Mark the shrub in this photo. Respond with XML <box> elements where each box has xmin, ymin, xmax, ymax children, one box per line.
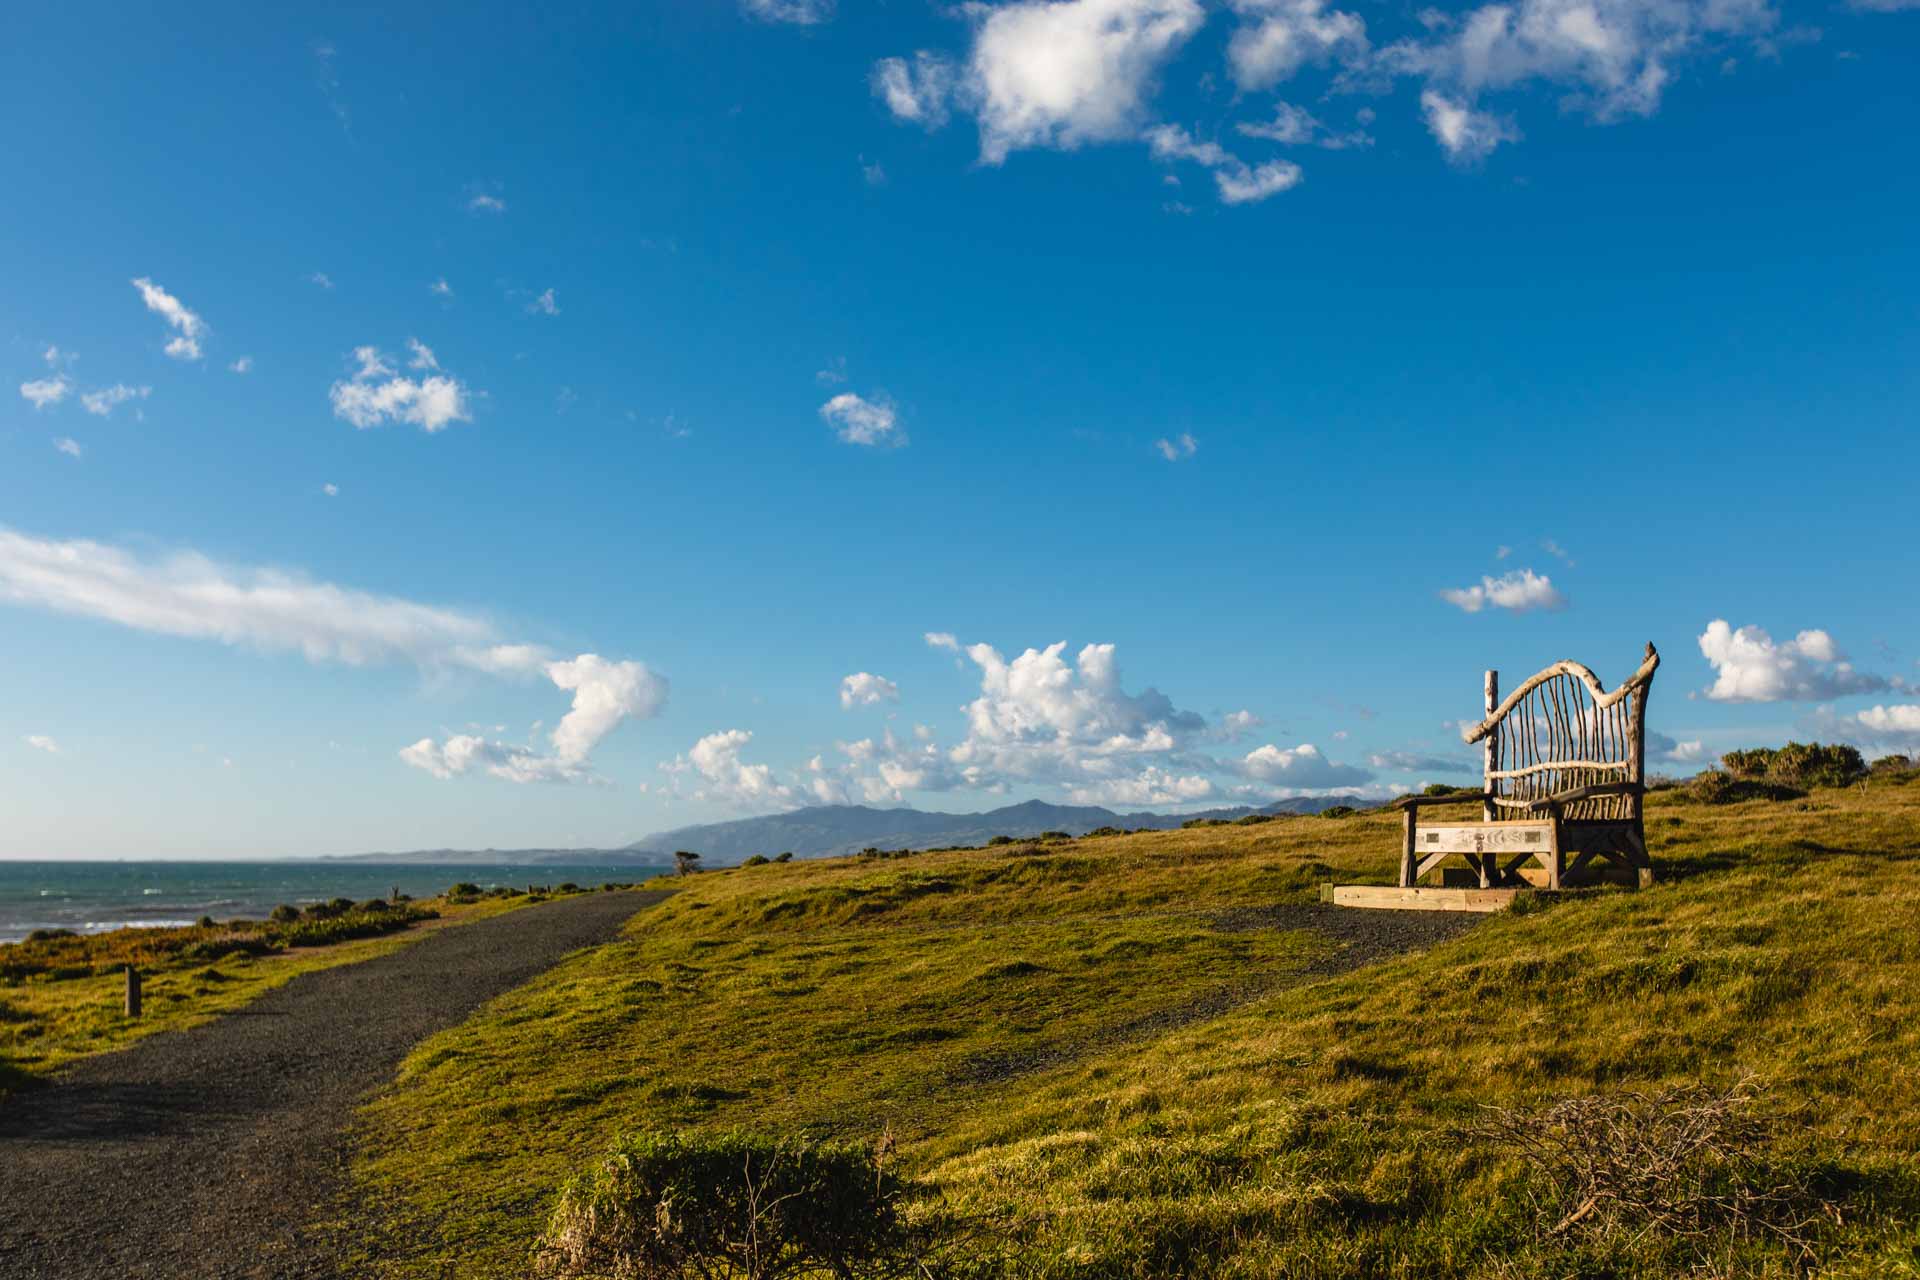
<box><xmin>269</xmin><ymin>904</ymin><xmax>301</xmax><ymax>923</ymax></box>
<box><xmin>1319</xmin><ymin>805</ymin><xmax>1357</xmax><ymax>819</ymax></box>
<box><xmin>1871</xmin><ymin>754</ymin><xmax>1913</xmax><ymax>774</ymax></box>
<box><xmin>1721</xmin><ymin>742</ymin><xmax>1866</xmax><ymax>789</ymax></box>
<box><xmin>24</xmin><ymin>928</ymin><xmax>78</xmax><ymax>942</ymax></box>
<box><xmin>773</xmin><ymin>852</ymin><xmax>794</xmax><ymax>863</ymax></box>
<box><xmin>742</xmin><ymin>855</ymin><xmax>770</xmax><ymax>868</ymax></box>
<box><xmin>674</xmin><ymin>851</ymin><xmax>702</xmax><ymax>877</ymax></box>
<box><xmin>196</xmin><ymin>915</ymin><xmax>217</xmax><ymax>929</ymax></box>
<box><xmin>557</xmin><ymin>883</ymin><xmax>581</xmax><ymax>894</ymax></box>
<box><xmin>1084</xmin><ymin>826</ymin><xmax>1123</xmax><ymax>838</ymax></box>
<box><xmin>447</xmin><ymin>882</ymin><xmax>482</xmax><ymax>900</ymax></box>
<box><xmin>1476</xmin><ymin>1078</ymin><xmax>1839</xmax><ymax>1263</ymax></box>
<box><xmin>536</xmin><ymin>1129</ymin><xmax>925</xmax><ymax>1280</ymax></box>
<box><xmin>1235</xmin><ymin>814</ymin><xmax>1274</xmax><ymax>826</ymax></box>
<box><xmin>1181</xmin><ymin>818</ymin><xmax>1227</xmax><ymax>829</ymax></box>
<box><xmin>1422</xmin><ymin>783</ymin><xmax>1470</xmax><ymax>797</ymax></box>
<box><xmin>1037</xmin><ymin>830</ymin><xmax>1071</xmax><ymax>841</ymax></box>
<box><xmin>986</xmin><ymin>835</ymin><xmax>1016</xmax><ymax>846</ymax></box>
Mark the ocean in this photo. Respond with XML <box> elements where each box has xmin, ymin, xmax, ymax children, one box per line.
<box><xmin>0</xmin><ymin>861</ymin><xmax>671</xmax><ymax>944</ymax></box>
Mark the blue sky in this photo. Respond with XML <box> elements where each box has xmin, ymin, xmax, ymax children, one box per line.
<box><xmin>3</xmin><ymin>0</ymin><xmax>1916</xmax><ymax>857</ymax></box>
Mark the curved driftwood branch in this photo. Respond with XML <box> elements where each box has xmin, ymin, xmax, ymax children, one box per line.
<box><xmin>1461</xmin><ymin>643</ymin><xmax>1659</xmax><ymax>745</ymax></box>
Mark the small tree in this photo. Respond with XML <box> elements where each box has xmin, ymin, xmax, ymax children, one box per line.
<box><xmin>674</xmin><ymin>850</ymin><xmax>702</xmax><ymax>877</ymax></box>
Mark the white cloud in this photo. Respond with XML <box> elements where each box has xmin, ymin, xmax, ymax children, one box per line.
<box><xmin>1240</xmin><ymin>742</ymin><xmax>1373</xmax><ymax>788</ymax></box>
<box><xmin>1440</xmin><ymin>567</ymin><xmax>1566</xmax><ymax>613</ymax></box>
<box><xmin>430</xmin><ymin>277</ymin><xmax>454</xmax><ymax>297</ymax></box>
<box><xmin>1420</xmin><ymin>90</ymin><xmax>1520</xmax><ymax>162</ymax></box>
<box><xmin>329</xmin><ymin>344</ymin><xmax>474</xmax><ymax>433</ymax></box>
<box><xmin>1236</xmin><ymin>101</ymin><xmax>1373</xmax><ymax>148</ymax></box>
<box><xmin>744</xmin><ymin>0</ymin><xmax>834</xmax><ymax>23</ymax></box>
<box><xmin>871</xmin><ymin>52</ymin><xmax>957</xmax><ymax>126</ymax></box>
<box><xmin>322</xmin><ymin>483</ymin><xmax>340</xmax><ymax>497</ymax></box>
<box><xmin>131</xmin><ymin>277</ymin><xmax>208</xmax><ymax>361</ymax></box>
<box><xmin>406</xmin><ymin>338</ymin><xmax>439</xmax><ymax>370</ymax></box>
<box><xmin>80</xmin><ymin>384</ymin><xmax>151</xmax><ymax>416</ymax></box>
<box><xmin>53</xmin><ymin>437</ymin><xmax>83</xmax><ymax>458</ymax></box>
<box><xmin>25</xmin><ymin>734</ymin><xmax>60</xmax><ymax>754</ymax></box>
<box><xmin>0</xmin><ymin>527</ymin><xmax>501</xmax><ymax>666</ymax></box>
<box><xmin>1697</xmin><ymin>620</ymin><xmax>1889</xmax><ymax>702</ymax></box>
<box><xmin>1226</xmin><ymin>0</ymin><xmax>1368</xmax><ymax>90</ymax></box>
<box><xmin>400</xmin><ymin>734</ymin><xmax>592</xmax><ymax>785</ymax></box>
<box><xmin>862</xmin><ymin>157</ymin><xmax>887</xmax><ymax>186</ymax></box>
<box><xmin>1068</xmin><ymin>766</ymin><xmax>1215</xmax><ymax>806</ymax></box>
<box><xmin>528</xmin><ymin>288</ymin><xmax>560</xmax><ymax>316</ymax></box>
<box><xmin>229</xmin><ymin>356</ymin><xmax>253</xmax><ymax>374</ymax></box>
<box><xmin>1145</xmin><ymin>125</ymin><xmax>1301</xmax><ymax>204</ymax></box>
<box><xmin>1155</xmin><ymin>431</ymin><xmax>1199</xmax><ymax>460</ymax></box>
<box><xmin>966</xmin><ymin>0</ymin><xmax>1206</xmax><ymax>163</ymax></box>
<box><xmin>1647</xmin><ymin>732</ymin><xmax>1710</xmax><ymax>764</ymax></box>
<box><xmin>20</xmin><ymin>376</ymin><xmax>71</xmax><ymax>410</ymax></box>
<box><xmin>661</xmin><ymin>729</ymin><xmax>797</xmax><ymax>810</ymax></box>
<box><xmin>816</xmin><ymin>357</ymin><xmax>849</xmax><ymax>385</ymax></box>
<box><xmin>1218</xmin><ymin>709</ymin><xmax>1264</xmax><ymax>738</ymax></box>
<box><xmin>820</xmin><ymin>392</ymin><xmax>903</xmax><ymax>446</ymax></box>
<box><xmin>926</xmin><ymin>631</ymin><xmax>961</xmax><ymax>652</ymax></box>
<box><xmin>309</xmin><ymin>272</ymin><xmax>335</xmax><ymax>290</ymax></box>
<box><xmin>1840</xmin><ymin>705</ymin><xmax>1920</xmax><ymax>753</ymax></box>
<box><xmin>467</xmin><ymin>193</ymin><xmax>506</xmax><ymax>213</ymax></box>
<box><xmin>840</xmin><ymin>671</ymin><xmax>901</xmax><ymax>709</ymax></box>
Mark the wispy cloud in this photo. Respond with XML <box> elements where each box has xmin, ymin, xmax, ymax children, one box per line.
<box><xmin>329</xmin><ymin>343</ymin><xmax>474</xmax><ymax>434</ymax></box>
<box><xmin>229</xmin><ymin>356</ymin><xmax>253</xmax><ymax>374</ymax></box>
<box><xmin>1155</xmin><ymin>431</ymin><xmax>1199</xmax><ymax>461</ymax></box>
<box><xmin>131</xmin><ymin>277</ymin><xmax>208</xmax><ymax>361</ymax></box>
<box><xmin>430</xmin><ymin>277</ymin><xmax>454</xmax><ymax>298</ymax></box>
<box><xmin>528</xmin><ymin>288</ymin><xmax>560</xmax><ymax>316</ymax></box>
<box><xmin>308</xmin><ymin>271</ymin><xmax>335</xmax><ymax>290</ymax></box>
<box><xmin>20</xmin><ymin>375</ymin><xmax>71</xmax><ymax>410</ymax></box>
<box><xmin>53</xmin><ymin>437</ymin><xmax>83</xmax><ymax>459</ymax></box>
<box><xmin>24</xmin><ymin>734</ymin><xmax>61</xmax><ymax>755</ymax></box>
<box><xmin>743</xmin><ymin>0</ymin><xmax>835</xmax><ymax>23</ymax></box>
<box><xmin>80</xmin><ymin>384</ymin><xmax>150</xmax><ymax>417</ymax></box>
<box><xmin>820</xmin><ymin>392</ymin><xmax>903</xmax><ymax>446</ymax></box>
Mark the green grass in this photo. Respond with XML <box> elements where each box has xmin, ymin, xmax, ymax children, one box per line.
<box><xmin>350</xmin><ymin>780</ymin><xmax>1920</xmax><ymax>1276</ymax></box>
<box><xmin>0</xmin><ymin>889</ymin><xmax>562</xmax><ymax>1099</ymax></box>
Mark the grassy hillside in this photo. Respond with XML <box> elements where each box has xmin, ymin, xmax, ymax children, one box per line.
<box><xmin>346</xmin><ymin>779</ymin><xmax>1920</xmax><ymax>1278</ymax></box>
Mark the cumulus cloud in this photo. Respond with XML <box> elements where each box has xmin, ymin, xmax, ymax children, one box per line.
<box><xmin>1217</xmin><ymin>709</ymin><xmax>1264</xmax><ymax>738</ymax></box>
<box><xmin>871</xmin><ymin>52</ymin><xmax>956</xmax><ymax>125</ymax></box>
<box><xmin>1835</xmin><ymin>704</ymin><xmax>1920</xmax><ymax>752</ymax></box>
<box><xmin>322</xmin><ymin>483</ymin><xmax>340</xmax><ymax>497</ymax></box>
<box><xmin>1240</xmin><ymin>742</ymin><xmax>1373</xmax><ymax>788</ymax></box>
<box><xmin>1144</xmin><ymin>125</ymin><xmax>1302</xmax><ymax>203</ymax></box>
<box><xmin>80</xmin><ymin>384</ymin><xmax>151</xmax><ymax>417</ymax></box>
<box><xmin>53</xmin><ymin>437</ymin><xmax>83</xmax><ymax>458</ymax></box>
<box><xmin>25</xmin><ymin>734</ymin><xmax>60</xmax><ymax>754</ymax></box>
<box><xmin>329</xmin><ymin>344</ymin><xmax>474</xmax><ymax>433</ymax></box>
<box><xmin>1646</xmin><ymin>730</ymin><xmax>1711</xmax><ymax>765</ymax></box>
<box><xmin>1068</xmin><ymin>766</ymin><xmax>1215</xmax><ymax>806</ymax></box>
<box><xmin>926</xmin><ymin>631</ymin><xmax>961</xmax><ymax>652</ymax></box>
<box><xmin>959</xmin><ymin>0</ymin><xmax>1206</xmax><ymax>163</ymax></box>
<box><xmin>1155</xmin><ymin>430</ymin><xmax>1199</xmax><ymax>460</ymax></box>
<box><xmin>744</xmin><ymin>0</ymin><xmax>834</xmax><ymax>22</ymax></box>
<box><xmin>1420</xmin><ymin>90</ymin><xmax>1520</xmax><ymax>162</ymax></box>
<box><xmin>840</xmin><ymin>671</ymin><xmax>901</xmax><ymax>709</ymax></box>
<box><xmin>1440</xmin><ymin>568</ymin><xmax>1566</xmax><ymax>613</ymax></box>
<box><xmin>20</xmin><ymin>375</ymin><xmax>71</xmax><ymax>409</ymax></box>
<box><xmin>1698</xmin><ymin>620</ymin><xmax>1889</xmax><ymax>702</ymax></box>
<box><xmin>1226</xmin><ymin>0</ymin><xmax>1368</xmax><ymax>89</ymax></box>
<box><xmin>661</xmin><ymin>730</ymin><xmax>798</xmax><ymax>810</ymax></box>
<box><xmin>131</xmin><ymin>277</ymin><xmax>208</xmax><ymax>361</ymax></box>
<box><xmin>820</xmin><ymin>392</ymin><xmax>903</xmax><ymax>446</ymax></box>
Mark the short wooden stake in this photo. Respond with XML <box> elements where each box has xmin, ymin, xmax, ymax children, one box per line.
<box><xmin>124</xmin><ymin>965</ymin><xmax>142</xmax><ymax>1019</ymax></box>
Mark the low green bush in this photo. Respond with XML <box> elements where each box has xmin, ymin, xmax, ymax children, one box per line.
<box><xmin>741</xmin><ymin>855</ymin><xmax>771</xmax><ymax>867</ymax></box>
<box><xmin>1181</xmin><ymin>818</ymin><xmax>1227</xmax><ymax>829</ymax></box>
<box><xmin>1234</xmin><ymin>814</ymin><xmax>1274</xmax><ymax>825</ymax></box>
<box><xmin>1319</xmin><ymin>805</ymin><xmax>1357</xmax><ymax>819</ymax></box>
<box><xmin>24</xmin><ymin>928</ymin><xmax>77</xmax><ymax>943</ymax></box>
<box><xmin>774</xmin><ymin>852</ymin><xmax>795</xmax><ymax>863</ymax></box>
<box><xmin>986</xmin><ymin>835</ymin><xmax>1016</xmax><ymax>846</ymax></box>
<box><xmin>269</xmin><ymin>904</ymin><xmax>301</xmax><ymax>923</ymax></box>
<box><xmin>1038</xmin><ymin>830</ymin><xmax>1071</xmax><ymax>841</ymax></box>
<box><xmin>447</xmin><ymin>882</ymin><xmax>482</xmax><ymax>900</ymax></box>
<box><xmin>537</xmin><ymin>1129</ymin><xmax>927</xmax><ymax>1279</ymax></box>
<box><xmin>1084</xmin><ymin>826</ymin><xmax>1123</xmax><ymax>838</ymax></box>
<box><xmin>1689</xmin><ymin>772</ymin><xmax>1805</xmax><ymax>806</ymax></box>
<box><xmin>1721</xmin><ymin>742</ymin><xmax>1866</xmax><ymax>789</ymax></box>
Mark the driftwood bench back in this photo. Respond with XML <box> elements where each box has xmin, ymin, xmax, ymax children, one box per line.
<box><xmin>1462</xmin><ymin>643</ymin><xmax>1662</xmax><ymax>824</ymax></box>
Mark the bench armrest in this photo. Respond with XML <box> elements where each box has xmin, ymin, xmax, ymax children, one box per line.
<box><xmin>1394</xmin><ymin>791</ymin><xmax>1492</xmax><ymax>811</ymax></box>
<box><xmin>1543</xmin><ymin>780</ymin><xmax>1645</xmax><ymax>808</ymax></box>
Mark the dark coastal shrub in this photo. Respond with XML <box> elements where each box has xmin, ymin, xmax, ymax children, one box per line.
<box><xmin>24</xmin><ymin>928</ymin><xmax>77</xmax><ymax>943</ymax></box>
<box><xmin>742</xmin><ymin>855</ymin><xmax>771</xmax><ymax>867</ymax></box>
<box><xmin>272</xmin><ymin>905</ymin><xmax>436</xmax><ymax>949</ymax></box>
<box><xmin>195</xmin><ymin>915</ymin><xmax>217</xmax><ymax>928</ymax></box>
<box><xmin>1319</xmin><ymin>805</ymin><xmax>1358</xmax><ymax>819</ymax></box>
<box><xmin>537</xmin><ymin>1129</ymin><xmax>923</xmax><ymax>1280</ymax></box>
<box><xmin>1871</xmin><ymin>754</ymin><xmax>1913</xmax><ymax>774</ymax></box>
<box><xmin>987</xmin><ymin>835</ymin><xmax>1016</xmax><ymax>846</ymax></box>
<box><xmin>269</xmin><ymin>904</ymin><xmax>301</xmax><ymax>923</ymax></box>
<box><xmin>1722</xmin><ymin>742</ymin><xmax>1866</xmax><ymax>789</ymax></box>
<box><xmin>774</xmin><ymin>852</ymin><xmax>794</xmax><ymax>863</ymax></box>
<box><xmin>1038</xmin><ymin>830</ymin><xmax>1071</xmax><ymax>841</ymax></box>
<box><xmin>1423</xmin><ymin>783</ymin><xmax>1472</xmax><ymax>797</ymax></box>
<box><xmin>1085</xmin><ymin>826</ymin><xmax>1123</xmax><ymax>838</ymax></box>
<box><xmin>354</xmin><ymin>899</ymin><xmax>392</xmax><ymax>913</ymax></box>
<box><xmin>673</xmin><ymin>851</ymin><xmax>702</xmax><ymax>877</ymax></box>
<box><xmin>557</xmin><ymin>883</ymin><xmax>581</xmax><ymax>894</ymax></box>
<box><xmin>1235</xmin><ymin>814</ymin><xmax>1274</xmax><ymax>825</ymax></box>
<box><xmin>1181</xmin><ymin>818</ymin><xmax>1227</xmax><ymax>829</ymax></box>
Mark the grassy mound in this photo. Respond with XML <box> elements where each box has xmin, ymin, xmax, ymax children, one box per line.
<box><xmin>349</xmin><ymin>773</ymin><xmax>1920</xmax><ymax>1277</ymax></box>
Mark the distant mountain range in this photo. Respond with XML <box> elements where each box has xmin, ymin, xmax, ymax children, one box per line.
<box><xmin>621</xmin><ymin>796</ymin><xmax>1360</xmax><ymax>863</ymax></box>
<box><xmin>318</xmin><ymin>796</ymin><xmax>1363</xmax><ymax>867</ymax></box>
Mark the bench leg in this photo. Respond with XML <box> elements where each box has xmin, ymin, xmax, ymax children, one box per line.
<box><xmin>1400</xmin><ymin>809</ymin><xmax>1417</xmax><ymax>887</ymax></box>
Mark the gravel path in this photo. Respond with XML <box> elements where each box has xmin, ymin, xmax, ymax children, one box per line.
<box><xmin>0</xmin><ymin>889</ymin><xmax>668</xmax><ymax>1280</ymax></box>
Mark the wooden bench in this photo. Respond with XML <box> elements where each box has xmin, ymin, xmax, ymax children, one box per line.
<box><xmin>1396</xmin><ymin>643</ymin><xmax>1661</xmax><ymax>892</ymax></box>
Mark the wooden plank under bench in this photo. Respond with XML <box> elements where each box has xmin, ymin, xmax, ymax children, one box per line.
<box><xmin>1320</xmin><ymin>884</ymin><xmax>1521</xmax><ymax>912</ymax></box>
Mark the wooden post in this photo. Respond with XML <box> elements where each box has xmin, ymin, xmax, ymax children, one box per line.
<box><xmin>1545</xmin><ymin>803</ymin><xmax>1564</xmax><ymax>891</ymax></box>
<box><xmin>1399</xmin><ymin>808</ymin><xmax>1417</xmax><ymax>887</ymax></box>
<box><xmin>124</xmin><ymin>965</ymin><xmax>142</xmax><ymax>1019</ymax></box>
<box><xmin>1483</xmin><ymin>669</ymin><xmax>1499</xmax><ymax>825</ymax></box>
